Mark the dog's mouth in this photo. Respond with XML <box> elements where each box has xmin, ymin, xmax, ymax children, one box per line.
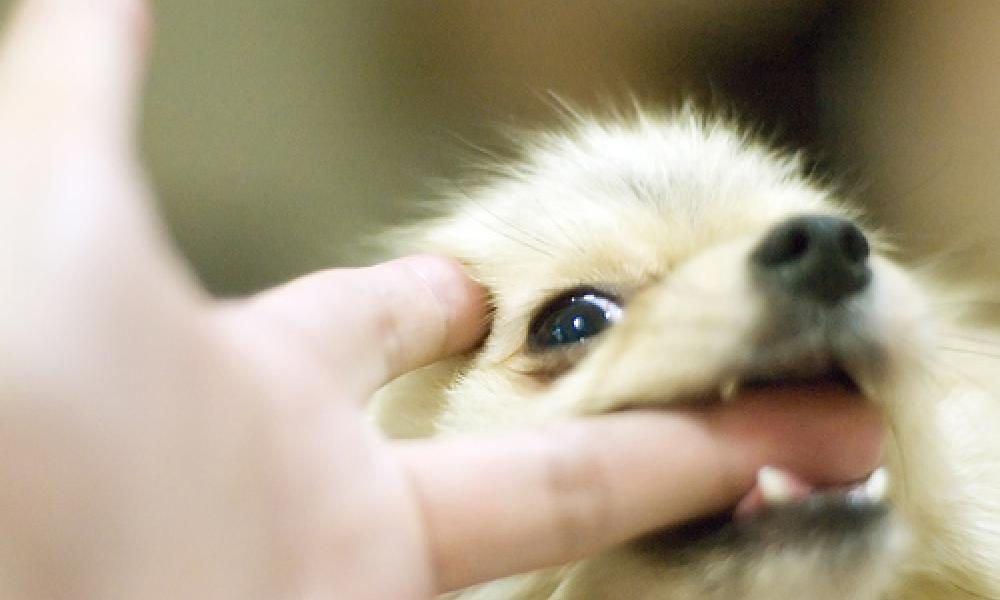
<box><xmin>636</xmin><ymin>369</ymin><xmax>892</xmax><ymax>556</ymax></box>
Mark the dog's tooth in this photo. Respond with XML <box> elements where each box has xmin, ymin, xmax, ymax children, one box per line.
<box><xmin>757</xmin><ymin>466</ymin><xmax>795</xmax><ymax>505</ymax></box>
<box><xmin>846</xmin><ymin>467</ymin><xmax>890</xmax><ymax>505</ymax></box>
<box><xmin>863</xmin><ymin>467</ymin><xmax>889</xmax><ymax>503</ymax></box>
<box><xmin>720</xmin><ymin>378</ymin><xmax>740</xmax><ymax>403</ymax></box>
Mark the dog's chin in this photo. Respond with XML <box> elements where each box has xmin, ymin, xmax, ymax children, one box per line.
<box><xmin>619</xmin><ymin>501</ymin><xmax>903</xmax><ymax>600</ymax></box>
<box><xmin>633</xmin><ymin>477</ymin><xmax>892</xmax><ymax>562</ymax></box>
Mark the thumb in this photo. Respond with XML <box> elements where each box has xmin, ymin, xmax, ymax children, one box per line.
<box><xmin>225</xmin><ymin>255</ymin><xmax>489</xmax><ymax>397</ymax></box>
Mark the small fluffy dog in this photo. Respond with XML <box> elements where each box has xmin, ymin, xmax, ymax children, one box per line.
<box><xmin>372</xmin><ymin>108</ymin><xmax>1000</xmax><ymax>599</ymax></box>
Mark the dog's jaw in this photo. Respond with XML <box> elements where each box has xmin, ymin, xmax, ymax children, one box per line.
<box><xmin>374</xmin><ymin>109</ymin><xmax>1000</xmax><ymax>599</ymax></box>
<box><xmin>484</xmin><ymin>233</ymin><xmax>920</xmax><ymax>598</ymax></box>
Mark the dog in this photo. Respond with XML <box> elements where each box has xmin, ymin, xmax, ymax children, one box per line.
<box><xmin>372</xmin><ymin>107</ymin><xmax>1000</xmax><ymax>599</ymax></box>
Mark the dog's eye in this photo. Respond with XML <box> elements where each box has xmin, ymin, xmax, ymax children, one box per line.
<box><xmin>530</xmin><ymin>291</ymin><xmax>622</xmax><ymax>349</ymax></box>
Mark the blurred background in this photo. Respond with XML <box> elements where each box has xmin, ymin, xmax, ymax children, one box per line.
<box><xmin>3</xmin><ymin>1</ymin><xmax>998</xmax><ymax>298</ymax></box>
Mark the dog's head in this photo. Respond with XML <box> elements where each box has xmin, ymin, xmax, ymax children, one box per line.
<box><xmin>374</xmin><ymin>111</ymin><xmax>971</xmax><ymax>599</ymax></box>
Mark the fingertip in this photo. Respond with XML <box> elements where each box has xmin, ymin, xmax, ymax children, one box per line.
<box><xmin>0</xmin><ymin>0</ymin><xmax>153</xmax><ymax>147</ymax></box>
<box><xmin>395</xmin><ymin>255</ymin><xmax>490</xmax><ymax>356</ymax></box>
<box><xmin>219</xmin><ymin>255</ymin><xmax>489</xmax><ymax>397</ymax></box>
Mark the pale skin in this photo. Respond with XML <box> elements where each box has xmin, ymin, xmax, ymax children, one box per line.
<box><xmin>0</xmin><ymin>1</ymin><xmax>882</xmax><ymax>598</ymax></box>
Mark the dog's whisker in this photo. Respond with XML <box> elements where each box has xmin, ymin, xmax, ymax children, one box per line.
<box><xmin>464</xmin><ymin>211</ymin><xmax>557</xmax><ymax>259</ymax></box>
<box><xmin>938</xmin><ymin>345</ymin><xmax>1000</xmax><ymax>361</ymax></box>
<box><xmin>938</xmin><ymin>331</ymin><xmax>1000</xmax><ymax>349</ymax></box>
<box><xmin>450</xmin><ymin>182</ymin><xmax>563</xmax><ymax>260</ymax></box>
<box><xmin>949</xmin><ymin>582</ymin><xmax>1000</xmax><ymax>600</ymax></box>
<box><xmin>930</xmin><ymin>299</ymin><xmax>1000</xmax><ymax>310</ymax></box>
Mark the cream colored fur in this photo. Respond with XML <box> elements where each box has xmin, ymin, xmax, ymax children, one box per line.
<box><xmin>372</xmin><ymin>109</ymin><xmax>1000</xmax><ymax>599</ymax></box>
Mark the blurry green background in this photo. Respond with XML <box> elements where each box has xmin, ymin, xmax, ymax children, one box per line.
<box><xmin>3</xmin><ymin>1</ymin><xmax>999</xmax><ymax>296</ymax></box>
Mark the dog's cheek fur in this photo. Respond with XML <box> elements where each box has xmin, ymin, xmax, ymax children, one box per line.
<box><xmin>372</xmin><ymin>360</ymin><xmax>552</xmax><ymax>436</ymax></box>
<box><xmin>885</xmin><ymin>379</ymin><xmax>1000</xmax><ymax>599</ymax></box>
<box><xmin>370</xmin><ymin>359</ymin><xmax>466</xmax><ymax>439</ymax></box>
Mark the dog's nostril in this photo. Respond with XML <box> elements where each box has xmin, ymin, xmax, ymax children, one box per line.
<box><xmin>755</xmin><ymin>222</ymin><xmax>811</xmax><ymax>267</ymax></box>
<box><xmin>751</xmin><ymin>215</ymin><xmax>872</xmax><ymax>304</ymax></box>
<box><xmin>839</xmin><ymin>223</ymin><xmax>870</xmax><ymax>265</ymax></box>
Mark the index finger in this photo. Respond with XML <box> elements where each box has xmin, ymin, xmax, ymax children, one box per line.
<box><xmin>396</xmin><ymin>391</ymin><xmax>883</xmax><ymax>592</ymax></box>
<box><xmin>0</xmin><ymin>0</ymin><xmax>149</xmax><ymax>150</ymax></box>
<box><xmin>0</xmin><ymin>0</ymin><xmax>203</xmax><ymax>361</ymax></box>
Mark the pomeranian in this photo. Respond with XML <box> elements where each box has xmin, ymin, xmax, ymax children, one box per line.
<box><xmin>372</xmin><ymin>108</ymin><xmax>1000</xmax><ymax>599</ymax></box>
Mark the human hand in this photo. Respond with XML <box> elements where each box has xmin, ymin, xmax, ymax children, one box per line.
<box><xmin>0</xmin><ymin>1</ymin><xmax>882</xmax><ymax>598</ymax></box>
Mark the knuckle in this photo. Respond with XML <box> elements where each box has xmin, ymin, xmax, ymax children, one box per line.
<box><xmin>371</xmin><ymin>286</ymin><xmax>407</xmax><ymax>377</ymax></box>
<box><xmin>540</xmin><ymin>425</ymin><xmax>614</xmax><ymax>560</ymax></box>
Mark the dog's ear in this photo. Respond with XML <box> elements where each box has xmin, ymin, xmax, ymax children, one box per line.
<box><xmin>370</xmin><ymin>358</ymin><xmax>468</xmax><ymax>438</ymax></box>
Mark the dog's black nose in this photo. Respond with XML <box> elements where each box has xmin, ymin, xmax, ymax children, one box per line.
<box><xmin>751</xmin><ymin>215</ymin><xmax>871</xmax><ymax>304</ymax></box>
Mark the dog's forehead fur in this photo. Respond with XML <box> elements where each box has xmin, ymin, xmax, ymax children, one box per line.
<box><xmin>409</xmin><ymin>113</ymin><xmax>843</xmax><ymax>331</ymax></box>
